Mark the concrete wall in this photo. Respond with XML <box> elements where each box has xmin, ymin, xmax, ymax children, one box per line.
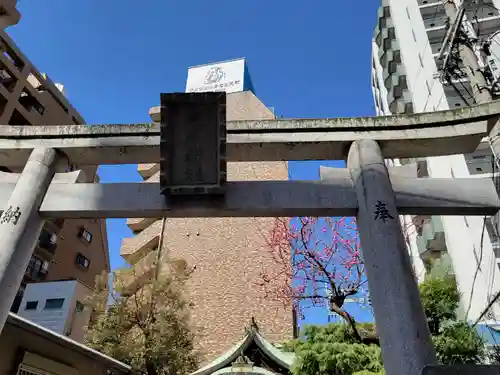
<box><xmin>121</xmin><ymin>90</ymin><xmax>293</xmax><ymax>363</ymax></box>
<box><xmin>18</xmin><ymin>280</ymin><xmax>77</xmax><ymax>335</ymax></box>
<box><xmin>67</xmin><ymin>281</ymin><xmax>93</xmax><ymax>343</ymax></box>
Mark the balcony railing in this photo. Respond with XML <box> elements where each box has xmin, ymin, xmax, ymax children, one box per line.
<box><xmin>38</xmin><ymin>229</ymin><xmax>57</xmax><ymax>254</ymax></box>
<box><xmin>25</xmin><ymin>263</ymin><xmax>47</xmax><ymax>281</ymax></box>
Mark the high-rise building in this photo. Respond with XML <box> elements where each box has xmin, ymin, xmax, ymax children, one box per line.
<box><xmin>120</xmin><ymin>58</ymin><xmax>293</xmax><ymax>362</ymax></box>
<box><xmin>371</xmin><ymin>0</ymin><xmax>500</xmax><ymax>332</ymax></box>
<box><xmin>0</xmin><ymin>3</ymin><xmax>110</xmax><ymax>315</ymax></box>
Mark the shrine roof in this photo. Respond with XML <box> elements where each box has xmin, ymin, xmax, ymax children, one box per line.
<box><xmin>190</xmin><ymin>320</ymin><xmax>295</xmax><ymax>375</ymax></box>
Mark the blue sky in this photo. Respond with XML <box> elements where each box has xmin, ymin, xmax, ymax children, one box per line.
<box><xmin>9</xmin><ymin>0</ymin><xmax>380</xmax><ymax>325</ymax></box>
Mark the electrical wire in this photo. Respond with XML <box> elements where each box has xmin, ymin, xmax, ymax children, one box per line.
<box><xmin>436</xmin><ymin>0</ymin><xmax>500</xmax><ymax>328</ymax></box>
<box><xmin>411</xmin><ymin>2</ymin><xmax>447</xmax><ymax>86</ymax></box>
<box><xmin>421</xmin><ymin>3</ymin><xmax>473</xmax><ymax>111</ymax></box>
<box><xmin>485</xmin><ymin>153</ymin><xmax>500</xmax><ymax>298</ymax></box>
<box><xmin>464</xmin><ymin>114</ymin><xmax>500</xmax><ymax>334</ymax></box>
<box><xmin>465</xmin><ymin>216</ymin><xmax>487</xmax><ymax>319</ymax></box>
<box><xmin>473</xmin><ymin>288</ymin><xmax>500</xmax><ymax>327</ymax></box>
<box><xmin>449</xmin><ymin>79</ymin><xmax>473</xmax><ymax>105</ymax></box>
<box><xmin>458</xmin><ymin>79</ymin><xmax>478</xmax><ymax>103</ymax></box>
<box><xmin>478</xmin><ymin>152</ymin><xmax>500</xmax><ymax>345</ymax></box>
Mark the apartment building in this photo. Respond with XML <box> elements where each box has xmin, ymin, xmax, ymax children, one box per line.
<box><xmin>371</xmin><ymin>0</ymin><xmax>500</xmax><ymax>330</ymax></box>
<box><xmin>0</xmin><ymin>2</ymin><xmax>110</xmax><ymax>314</ymax></box>
<box><xmin>120</xmin><ymin>58</ymin><xmax>293</xmax><ymax>362</ymax></box>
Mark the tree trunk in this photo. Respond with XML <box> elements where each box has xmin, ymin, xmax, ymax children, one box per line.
<box><xmin>145</xmin><ymin>360</ymin><xmax>158</xmax><ymax>375</ymax></box>
<box><xmin>330</xmin><ymin>303</ymin><xmax>363</xmax><ymax>342</ymax></box>
<box><xmin>330</xmin><ymin>304</ymin><xmax>380</xmax><ymax>346</ymax></box>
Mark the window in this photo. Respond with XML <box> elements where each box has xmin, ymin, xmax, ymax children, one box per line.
<box><xmin>44</xmin><ymin>298</ymin><xmax>64</xmax><ymax>309</ymax></box>
<box><xmin>425</xmin><ymin>80</ymin><xmax>431</xmax><ymax>95</ymax></box>
<box><xmin>75</xmin><ymin>301</ymin><xmax>84</xmax><ymax>312</ymax></box>
<box><xmin>406</xmin><ymin>6</ymin><xmax>411</xmax><ymax>20</ymax></box>
<box><xmin>25</xmin><ymin>301</ymin><xmax>38</xmax><ymax>310</ymax></box>
<box><xmin>79</xmin><ymin>228</ymin><xmax>92</xmax><ymax>244</ymax></box>
<box><xmin>412</xmin><ymin>29</ymin><xmax>417</xmax><ymax>42</ymax></box>
<box><xmin>76</xmin><ymin>253</ymin><xmax>90</xmax><ymax>269</ymax></box>
<box><xmin>419</xmin><ymin>54</ymin><xmax>425</xmax><ymax>68</ymax></box>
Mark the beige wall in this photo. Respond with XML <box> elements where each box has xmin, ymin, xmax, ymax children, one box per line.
<box><xmin>49</xmin><ymin>219</ymin><xmax>110</xmax><ymax>290</ymax></box>
<box><xmin>121</xmin><ymin>91</ymin><xmax>293</xmax><ymax>363</ymax></box>
<box><xmin>66</xmin><ymin>281</ymin><xmax>94</xmax><ymax>343</ymax></box>
<box><xmin>162</xmin><ymin>162</ymin><xmax>292</xmax><ymax>361</ymax></box>
<box><xmin>0</xmin><ymin>323</ymin><xmax>114</xmax><ymax>375</ymax></box>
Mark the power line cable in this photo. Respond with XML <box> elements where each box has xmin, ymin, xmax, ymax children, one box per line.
<box><xmin>411</xmin><ymin>2</ymin><xmax>448</xmax><ymax>85</ymax></box>
<box><xmin>466</xmin><ymin>215</ymin><xmax>487</xmax><ymax>319</ymax></box>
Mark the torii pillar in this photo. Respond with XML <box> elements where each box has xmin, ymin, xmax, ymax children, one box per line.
<box><xmin>347</xmin><ymin>139</ymin><xmax>437</xmax><ymax>375</ymax></box>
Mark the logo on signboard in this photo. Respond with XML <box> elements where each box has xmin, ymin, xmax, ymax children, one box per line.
<box><xmin>204</xmin><ymin>67</ymin><xmax>225</xmax><ymax>84</ymax></box>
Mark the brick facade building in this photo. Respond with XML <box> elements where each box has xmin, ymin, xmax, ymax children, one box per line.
<box><xmin>120</xmin><ymin>89</ymin><xmax>293</xmax><ymax>362</ymax></box>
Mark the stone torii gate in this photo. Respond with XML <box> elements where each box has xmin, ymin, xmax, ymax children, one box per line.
<box><xmin>1</xmin><ymin>93</ymin><xmax>500</xmax><ymax>375</ymax></box>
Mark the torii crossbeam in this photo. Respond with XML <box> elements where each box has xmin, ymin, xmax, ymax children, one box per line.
<box><xmin>1</xmin><ymin>94</ymin><xmax>500</xmax><ymax>375</ymax></box>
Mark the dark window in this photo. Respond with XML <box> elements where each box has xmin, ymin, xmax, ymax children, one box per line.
<box><xmin>9</xmin><ymin>109</ymin><xmax>30</xmax><ymax>125</ymax></box>
<box><xmin>44</xmin><ymin>298</ymin><xmax>64</xmax><ymax>309</ymax></box>
<box><xmin>76</xmin><ymin>253</ymin><xmax>90</xmax><ymax>269</ymax></box>
<box><xmin>75</xmin><ymin>301</ymin><xmax>84</xmax><ymax>312</ymax></box>
<box><xmin>79</xmin><ymin>228</ymin><xmax>92</xmax><ymax>244</ymax></box>
<box><xmin>19</xmin><ymin>89</ymin><xmax>45</xmax><ymax>115</ymax></box>
<box><xmin>25</xmin><ymin>301</ymin><xmax>38</xmax><ymax>310</ymax></box>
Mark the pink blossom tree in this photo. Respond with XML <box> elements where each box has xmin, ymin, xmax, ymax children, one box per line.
<box><xmin>259</xmin><ymin>216</ymin><xmax>369</xmax><ymax>341</ymax></box>
<box><xmin>259</xmin><ymin>215</ymin><xmax>424</xmax><ymax>342</ymax></box>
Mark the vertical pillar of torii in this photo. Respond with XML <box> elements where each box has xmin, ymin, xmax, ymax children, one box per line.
<box><xmin>347</xmin><ymin>140</ymin><xmax>437</xmax><ymax>375</ymax></box>
<box><xmin>0</xmin><ymin>147</ymin><xmax>60</xmax><ymax>332</ymax></box>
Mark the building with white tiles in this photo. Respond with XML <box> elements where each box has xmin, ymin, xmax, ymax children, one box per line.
<box><xmin>371</xmin><ymin>0</ymin><xmax>500</xmax><ymax>332</ymax></box>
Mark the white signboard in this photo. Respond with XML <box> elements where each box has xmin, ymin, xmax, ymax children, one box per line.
<box><xmin>186</xmin><ymin>58</ymin><xmax>246</xmax><ymax>94</ymax></box>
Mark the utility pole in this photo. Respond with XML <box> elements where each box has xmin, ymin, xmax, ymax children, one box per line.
<box><xmin>441</xmin><ymin>1</ymin><xmax>496</xmax><ymax>132</ymax></box>
<box><xmin>442</xmin><ymin>0</ymin><xmax>500</xmax><ymax>316</ymax></box>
